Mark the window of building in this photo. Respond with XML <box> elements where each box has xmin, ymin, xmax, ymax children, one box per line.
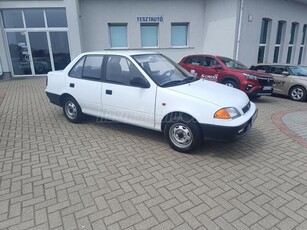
<box><xmin>45</xmin><ymin>8</ymin><xmax>67</xmax><ymax>27</ymax></box>
<box><xmin>24</xmin><ymin>9</ymin><xmax>45</xmax><ymax>28</ymax></box>
<box><xmin>287</xmin><ymin>22</ymin><xmax>298</xmax><ymax>63</ymax></box>
<box><xmin>2</xmin><ymin>8</ymin><xmax>71</xmax><ymax>76</ymax></box>
<box><xmin>298</xmin><ymin>25</ymin><xmax>307</xmax><ymax>65</ymax></box>
<box><xmin>171</xmin><ymin>23</ymin><xmax>188</xmax><ymax>47</ymax></box>
<box><xmin>257</xmin><ymin>18</ymin><xmax>271</xmax><ymax>63</ymax></box>
<box><xmin>141</xmin><ymin>24</ymin><xmax>158</xmax><ymax>47</ymax></box>
<box><xmin>2</xmin><ymin>9</ymin><xmax>24</xmax><ymax>28</ymax></box>
<box><xmin>273</xmin><ymin>21</ymin><xmax>285</xmax><ymax>63</ymax></box>
<box><xmin>109</xmin><ymin>24</ymin><xmax>128</xmax><ymax>48</ymax></box>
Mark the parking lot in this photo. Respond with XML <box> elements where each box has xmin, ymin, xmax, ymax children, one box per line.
<box><xmin>1</xmin><ymin>77</ymin><xmax>307</xmax><ymax>230</ymax></box>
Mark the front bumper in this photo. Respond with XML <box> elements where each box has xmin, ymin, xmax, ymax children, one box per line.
<box><xmin>200</xmin><ymin>108</ymin><xmax>258</xmax><ymax>141</ymax></box>
<box><xmin>246</xmin><ymin>86</ymin><xmax>273</xmax><ymax>97</ymax></box>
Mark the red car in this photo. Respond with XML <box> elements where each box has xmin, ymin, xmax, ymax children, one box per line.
<box><xmin>179</xmin><ymin>54</ymin><xmax>274</xmax><ymax>98</ymax></box>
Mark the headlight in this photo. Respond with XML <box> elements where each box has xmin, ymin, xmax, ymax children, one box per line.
<box><xmin>214</xmin><ymin>107</ymin><xmax>241</xmax><ymax>119</ymax></box>
<box><xmin>243</xmin><ymin>73</ymin><xmax>257</xmax><ymax>80</ymax></box>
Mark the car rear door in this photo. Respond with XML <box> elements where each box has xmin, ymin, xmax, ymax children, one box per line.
<box><xmin>67</xmin><ymin>55</ymin><xmax>104</xmax><ymax>116</ymax></box>
<box><xmin>101</xmin><ymin>55</ymin><xmax>156</xmax><ymax>129</ymax></box>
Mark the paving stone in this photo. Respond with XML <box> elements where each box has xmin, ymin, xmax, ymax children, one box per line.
<box><xmin>1</xmin><ymin>78</ymin><xmax>307</xmax><ymax>229</ymax></box>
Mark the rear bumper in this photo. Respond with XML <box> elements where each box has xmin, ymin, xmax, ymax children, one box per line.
<box><xmin>200</xmin><ymin>109</ymin><xmax>258</xmax><ymax>141</ymax></box>
<box><xmin>46</xmin><ymin>92</ymin><xmax>61</xmax><ymax>106</ymax></box>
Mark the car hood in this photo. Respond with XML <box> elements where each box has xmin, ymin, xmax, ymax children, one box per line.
<box><xmin>168</xmin><ymin>79</ymin><xmax>250</xmax><ymax>108</ymax></box>
<box><xmin>231</xmin><ymin>68</ymin><xmax>272</xmax><ymax>78</ymax></box>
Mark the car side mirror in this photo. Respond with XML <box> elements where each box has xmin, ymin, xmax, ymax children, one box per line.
<box><xmin>281</xmin><ymin>71</ymin><xmax>290</xmax><ymax>76</ymax></box>
<box><xmin>130</xmin><ymin>77</ymin><xmax>150</xmax><ymax>88</ymax></box>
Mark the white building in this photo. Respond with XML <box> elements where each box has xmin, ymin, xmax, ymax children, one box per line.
<box><xmin>0</xmin><ymin>0</ymin><xmax>307</xmax><ymax>78</ymax></box>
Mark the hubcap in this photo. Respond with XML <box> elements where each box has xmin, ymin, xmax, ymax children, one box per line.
<box><xmin>169</xmin><ymin>123</ymin><xmax>193</xmax><ymax>148</ymax></box>
<box><xmin>291</xmin><ymin>88</ymin><xmax>304</xmax><ymax>100</ymax></box>
<box><xmin>65</xmin><ymin>101</ymin><xmax>77</xmax><ymax>119</ymax></box>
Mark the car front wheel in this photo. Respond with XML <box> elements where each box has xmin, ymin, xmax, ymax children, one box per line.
<box><xmin>164</xmin><ymin>115</ymin><xmax>203</xmax><ymax>153</ymax></box>
<box><xmin>223</xmin><ymin>79</ymin><xmax>238</xmax><ymax>89</ymax></box>
<box><xmin>63</xmin><ymin>97</ymin><xmax>83</xmax><ymax>123</ymax></box>
<box><xmin>289</xmin><ymin>86</ymin><xmax>306</xmax><ymax>102</ymax></box>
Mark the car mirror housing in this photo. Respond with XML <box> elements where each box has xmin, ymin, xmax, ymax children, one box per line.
<box><xmin>130</xmin><ymin>77</ymin><xmax>150</xmax><ymax>88</ymax></box>
<box><xmin>282</xmin><ymin>71</ymin><xmax>290</xmax><ymax>76</ymax></box>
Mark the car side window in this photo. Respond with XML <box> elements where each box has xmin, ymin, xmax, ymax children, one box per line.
<box><xmin>106</xmin><ymin>55</ymin><xmax>145</xmax><ymax>86</ymax></box>
<box><xmin>69</xmin><ymin>56</ymin><xmax>85</xmax><ymax>78</ymax></box>
<box><xmin>203</xmin><ymin>57</ymin><xmax>221</xmax><ymax>68</ymax></box>
<box><xmin>187</xmin><ymin>56</ymin><xmax>203</xmax><ymax>66</ymax></box>
<box><xmin>82</xmin><ymin>55</ymin><xmax>104</xmax><ymax>80</ymax></box>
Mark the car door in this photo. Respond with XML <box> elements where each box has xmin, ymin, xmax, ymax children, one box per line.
<box><xmin>199</xmin><ymin>57</ymin><xmax>221</xmax><ymax>81</ymax></box>
<box><xmin>67</xmin><ymin>55</ymin><xmax>103</xmax><ymax>117</ymax></box>
<box><xmin>101</xmin><ymin>55</ymin><xmax>156</xmax><ymax>129</ymax></box>
<box><xmin>270</xmin><ymin>66</ymin><xmax>291</xmax><ymax>95</ymax></box>
<box><xmin>181</xmin><ymin>56</ymin><xmax>205</xmax><ymax>76</ymax></box>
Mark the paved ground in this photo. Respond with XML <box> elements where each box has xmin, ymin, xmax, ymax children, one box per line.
<box><xmin>0</xmin><ymin>77</ymin><xmax>307</xmax><ymax>230</ymax></box>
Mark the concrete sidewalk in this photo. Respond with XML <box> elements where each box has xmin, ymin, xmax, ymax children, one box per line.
<box><xmin>0</xmin><ymin>77</ymin><xmax>307</xmax><ymax>230</ymax></box>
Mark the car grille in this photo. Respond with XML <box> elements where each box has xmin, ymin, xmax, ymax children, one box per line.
<box><xmin>257</xmin><ymin>77</ymin><xmax>274</xmax><ymax>86</ymax></box>
<box><xmin>242</xmin><ymin>102</ymin><xmax>251</xmax><ymax>114</ymax></box>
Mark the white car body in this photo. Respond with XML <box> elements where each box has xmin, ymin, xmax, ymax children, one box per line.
<box><xmin>46</xmin><ymin>51</ymin><xmax>257</xmax><ymax>152</ymax></box>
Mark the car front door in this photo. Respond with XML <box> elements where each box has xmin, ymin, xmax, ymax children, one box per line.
<box><xmin>101</xmin><ymin>55</ymin><xmax>156</xmax><ymax>129</ymax></box>
<box><xmin>270</xmin><ymin>66</ymin><xmax>291</xmax><ymax>95</ymax></box>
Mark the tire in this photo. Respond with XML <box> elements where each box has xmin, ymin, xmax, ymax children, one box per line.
<box><xmin>223</xmin><ymin>79</ymin><xmax>238</xmax><ymax>89</ymax></box>
<box><xmin>63</xmin><ymin>96</ymin><xmax>84</xmax><ymax>123</ymax></box>
<box><xmin>164</xmin><ymin>115</ymin><xmax>203</xmax><ymax>153</ymax></box>
<box><xmin>289</xmin><ymin>86</ymin><xmax>306</xmax><ymax>102</ymax></box>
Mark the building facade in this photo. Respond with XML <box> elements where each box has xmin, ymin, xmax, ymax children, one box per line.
<box><xmin>0</xmin><ymin>0</ymin><xmax>307</xmax><ymax>78</ymax></box>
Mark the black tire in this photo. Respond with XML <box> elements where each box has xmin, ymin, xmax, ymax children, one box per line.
<box><xmin>222</xmin><ymin>79</ymin><xmax>238</xmax><ymax>89</ymax></box>
<box><xmin>62</xmin><ymin>96</ymin><xmax>84</xmax><ymax>123</ymax></box>
<box><xmin>164</xmin><ymin>115</ymin><xmax>203</xmax><ymax>153</ymax></box>
<box><xmin>289</xmin><ymin>86</ymin><xmax>306</xmax><ymax>102</ymax></box>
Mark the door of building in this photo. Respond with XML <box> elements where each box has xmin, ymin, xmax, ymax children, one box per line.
<box><xmin>2</xmin><ymin>8</ymin><xmax>71</xmax><ymax>77</ymax></box>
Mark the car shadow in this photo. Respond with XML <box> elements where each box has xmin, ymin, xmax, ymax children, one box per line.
<box><xmin>83</xmin><ymin>115</ymin><xmax>265</xmax><ymax>158</ymax></box>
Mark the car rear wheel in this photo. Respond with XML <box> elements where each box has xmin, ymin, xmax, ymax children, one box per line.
<box><xmin>164</xmin><ymin>115</ymin><xmax>203</xmax><ymax>153</ymax></box>
<box><xmin>223</xmin><ymin>79</ymin><xmax>238</xmax><ymax>89</ymax></box>
<box><xmin>289</xmin><ymin>86</ymin><xmax>306</xmax><ymax>102</ymax></box>
<box><xmin>63</xmin><ymin>97</ymin><xmax>84</xmax><ymax>123</ymax></box>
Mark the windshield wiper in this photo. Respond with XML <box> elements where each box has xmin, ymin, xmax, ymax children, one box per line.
<box><xmin>161</xmin><ymin>77</ymin><xmax>199</xmax><ymax>87</ymax></box>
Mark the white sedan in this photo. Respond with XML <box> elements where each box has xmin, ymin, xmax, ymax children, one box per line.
<box><xmin>46</xmin><ymin>51</ymin><xmax>257</xmax><ymax>153</ymax></box>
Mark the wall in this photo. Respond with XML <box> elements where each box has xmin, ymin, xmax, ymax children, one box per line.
<box><xmin>202</xmin><ymin>0</ymin><xmax>239</xmax><ymax>58</ymax></box>
<box><xmin>78</xmin><ymin>0</ymin><xmax>206</xmax><ymax>62</ymax></box>
<box><xmin>239</xmin><ymin>0</ymin><xmax>307</xmax><ymax>67</ymax></box>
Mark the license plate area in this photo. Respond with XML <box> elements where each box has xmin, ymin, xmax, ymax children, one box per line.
<box><xmin>263</xmin><ymin>86</ymin><xmax>272</xmax><ymax>90</ymax></box>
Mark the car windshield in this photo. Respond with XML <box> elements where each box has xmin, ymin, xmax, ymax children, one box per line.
<box><xmin>218</xmin><ymin>57</ymin><xmax>248</xmax><ymax>70</ymax></box>
<box><xmin>288</xmin><ymin>66</ymin><xmax>307</xmax><ymax>76</ymax></box>
<box><xmin>132</xmin><ymin>54</ymin><xmax>198</xmax><ymax>87</ymax></box>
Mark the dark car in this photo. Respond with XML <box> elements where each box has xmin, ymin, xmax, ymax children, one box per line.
<box><xmin>179</xmin><ymin>54</ymin><xmax>274</xmax><ymax>98</ymax></box>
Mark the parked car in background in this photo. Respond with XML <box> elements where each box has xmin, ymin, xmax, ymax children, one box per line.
<box><xmin>46</xmin><ymin>51</ymin><xmax>257</xmax><ymax>153</ymax></box>
<box><xmin>250</xmin><ymin>64</ymin><xmax>307</xmax><ymax>102</ymax></box>
<box><xmin>179</xmin><ymin>54</ymin><xmax>274</xmax><ymax>98</ymax></box>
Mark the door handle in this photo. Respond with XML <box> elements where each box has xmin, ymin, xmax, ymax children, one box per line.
<box><xmin>69</xmin><ymin>83</ymin><xmax>75</xmax><ymax>88</ymax></box>
<box><xmin>106</xmin><ymin>89</ymin><xmax>112</xmax><ymax>95</ymax></box>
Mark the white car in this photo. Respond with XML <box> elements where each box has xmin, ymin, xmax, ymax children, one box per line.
<box><xmin>46</xmin><ymin>51</ymin><xmax>257</xmax><ymax>153</ymax></box>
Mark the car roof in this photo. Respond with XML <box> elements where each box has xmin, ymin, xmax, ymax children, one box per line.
<box><xmin>82</xmin><ymin>50</ymin><xmax>158</xmax><ymax>56</ymax></box>
<box><xmin>252</xmin><ymin>63</ymin><xmax>296</xmax><ymax>67</ymax></box>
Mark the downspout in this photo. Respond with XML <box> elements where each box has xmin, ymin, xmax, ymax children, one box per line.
<box><xmin>235</xmin><ymin>0</ymin><xmax>244</xmax><ymax>60</ymax></box>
